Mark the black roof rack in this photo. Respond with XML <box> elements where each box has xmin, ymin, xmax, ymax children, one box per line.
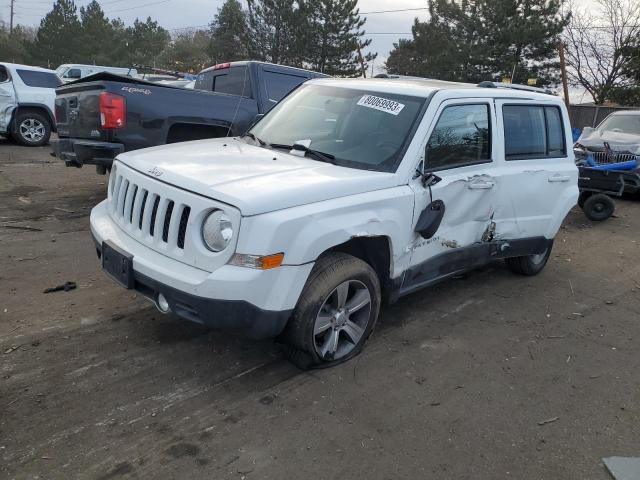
<box><xmin>477</xmin><ymin>81</ymin><xmax>555</xmax><ymax>95</ymax></box>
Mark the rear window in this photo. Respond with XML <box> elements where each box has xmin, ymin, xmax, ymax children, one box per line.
<box><xmin>17</xmin><ymin>69</ymin><xmax>61</xmax><ymax>88</ymax></box>
<box><xmin>503</xmin><ymin>105</ymin><xmax>566</xmax><ymax>160</ymax></box>
<box><xmin>263</xmin><ymin>70</ymin><xmax>308</xmax><ymax>104</ymax></box>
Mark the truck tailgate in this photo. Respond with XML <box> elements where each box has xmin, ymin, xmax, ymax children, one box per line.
<box><xmin>55</xmin><ymin>82</ymin><xmax>104</xmax><ymax>139</ymax></box>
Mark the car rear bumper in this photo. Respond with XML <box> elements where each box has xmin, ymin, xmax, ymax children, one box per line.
<box><xmin>51</xmin><ymin>138</ymin><xmax>124</xmax><ymax>169</ymax></box>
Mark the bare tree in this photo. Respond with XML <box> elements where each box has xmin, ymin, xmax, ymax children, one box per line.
<box><xmin>563</xmin><ymin>0</ymin><xmax>640</xmax><ymax>104</ymax></box>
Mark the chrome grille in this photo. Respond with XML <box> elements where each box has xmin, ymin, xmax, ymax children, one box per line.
<box><xmin>591</xmin><ymin>151</ymin><xmax>638</xmax><ymax>164</ymax></box>
<box><xmin>109</xmin><ymin>171</ymin><xmax>191</xmax><ymax>250</ymax></box>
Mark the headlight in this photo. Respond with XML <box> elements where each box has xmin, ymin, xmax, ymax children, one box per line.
<box><xmin>202</xmin><ymin>210</ymin><xmax>233</xmax><ymax>252</ymax></box>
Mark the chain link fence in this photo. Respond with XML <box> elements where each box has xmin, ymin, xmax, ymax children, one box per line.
<box><xmin>569</xmin><ymin>105</ymin><xmax>638</xmax><ymax>129</ymax></box>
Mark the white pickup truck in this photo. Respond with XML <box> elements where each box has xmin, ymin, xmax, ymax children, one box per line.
<box><xmin>90</xmin><ymin>78</ymin><xmax>578</xmax><ymax>368</ymax></box>
<box><xmin>0</xmin><ymin>62</ymin><xmax>60</xmax><ymax>146</ymax></box>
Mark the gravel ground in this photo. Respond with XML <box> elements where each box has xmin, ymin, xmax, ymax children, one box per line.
<box><xmin>1</xmin><ymin>138</ymin><xmax>639</xmax><ymax>480</ymax></box>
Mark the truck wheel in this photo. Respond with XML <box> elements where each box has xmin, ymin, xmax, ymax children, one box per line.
<box><xmin>583</xmin><ymin>194</ymin><xmax>615</xmax><ymax>221</ymax></box>
<box><xmin>13</xmin><ymin>111</ymin><xmax>51</xmax><ymax>147</ymax></box>
<box><xmin>282</xmin><ymin>253</ymin><xmax>381</xmax><ymax>369</ymax></box>
<box><xmin>578</xmin><ymin>191</ymin><xmax>592</xmax><ymax>209</ymax></box>
<box><xmin>506</xmin><ymin>241</ymin><xmax>553</xmax><ymax>276</ymax></box>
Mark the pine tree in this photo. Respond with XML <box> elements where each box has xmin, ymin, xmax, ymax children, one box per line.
<box><xmin>387</xmin><ymin>0</ymin><xmax>568</xmax><ymax>86</ymax></box>
<box><xmin>247</xmin><ymin>0</ymin><xmax>304</xmax><ymax>66</ymax></box>
<box><xmin>305</xmin><ymin>0</ymin><xmax>376</xmax><ymax>77</ymax></box>
<box><xmin>79</xmin><ymin>1</ymin><xmax>115</xmax><ymax>65</ymax></box>
<box><xmin>209</xmin><ymin>0</ymin><xmax>249</xmax><ymax>63</ymax></box>
<box><xmin>124</xmin><ymin>17</ymin><xmax>170</xmax><ymax>67</ymax></box>
<box><xmin>31</xmin><ymin>0</ymin><xmax>81</xmax><ymax>68</ymax></box>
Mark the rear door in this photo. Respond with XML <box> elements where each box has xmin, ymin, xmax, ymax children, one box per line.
<box><xmin>404</xmin><ymin>99</ymin><xmax>500</xmax><ymax>292</ymax></box>
<box><xmin>0</xmin><ymin>65</ymin><xmax>16</xmax><ymax>132</ymax></box>
<box><xmin>494</xmin><ymin>100</ymin><xmax>577</xmax><ymax>239</ymax></box>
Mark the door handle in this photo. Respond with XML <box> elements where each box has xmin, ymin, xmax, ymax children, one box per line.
<box><xmin>467</xmin><ymin>180</ymin><xmax>495</xmax><ymax>190</ymax></box>
<box><xmin>548</xmin><ymin>175</ymin><xmax>571</xmax><ymax>183</ymax></box>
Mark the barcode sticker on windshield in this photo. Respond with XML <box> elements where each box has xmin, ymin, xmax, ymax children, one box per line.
<box><xmin>357</xmin><ymin>95</ymin><xmax>405</xmax><ymax>116</ymax></box>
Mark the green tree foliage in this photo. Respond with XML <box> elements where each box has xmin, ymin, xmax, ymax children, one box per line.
<box><xmin>305</xmin><ymin>0</ymin><xmax>376</xmax><ymax>76</ymax></box>
<box><xmin>387</xmin><ymin>0</ymin><xmax>568</xmax><ymax>86</ymax></box>
<box><xmin>79</xmin><ymin>1</ymin><xmax>116</xmax><ymax>65</ymax></box>
<box><xmin>247</xmin><ymin>0</ymin><xmax>305</xmax><ymax>65</ymax></box>
<box><xmin>209</xmin><ymin>0</ymin><xmax>249</xmax><ymax>63</ymax></box>
<box><xmin>159</xmin><ymin>29</ymin><xmax>211</xmax><ymax>72</ymax></box>
<box><xmin>123</xmin><ymin>17</ymin><xmax>171</xmax><ymax>67</ymax></box>
<box><xmin>31</xmin><ymin>0</ymin><xmax>82</xmax><ymax>68</ymax></box>
<box><xmin>0</xmin><ymin>24</ymin><xmax>35</xmax><ymax>64</ymax></box>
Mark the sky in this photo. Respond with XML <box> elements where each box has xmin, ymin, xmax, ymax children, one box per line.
<box><xmin>4</xmin><ymin>0</ymin><xmax>436</xmax><ymax>72</ymax></box>
<box><xmin>5</xmin><ymin>0</ymin><xmax>598</xmax><ymax>91</ymax></box>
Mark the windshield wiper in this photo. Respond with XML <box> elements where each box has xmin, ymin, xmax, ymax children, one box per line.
<box><xmin>269</xmin><ymin>143</ymin><xmax>336</xmax><ymax>164</ymax></box>
<box><xmin>243</xmin><ymin>132</ymin><xmax>266</xmax><ymax>146</ymax></box>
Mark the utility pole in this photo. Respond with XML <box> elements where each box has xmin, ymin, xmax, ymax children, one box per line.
<box><xmin>558</xmin><ymin>41</ymin><xmax>570</xmax><ymax>109</ymax></box>
<box><xmin>9</xmin><ymin>0</ymin><xmax>15</xmax><ymax>34</ymax></box>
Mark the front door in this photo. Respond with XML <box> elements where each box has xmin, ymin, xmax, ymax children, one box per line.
<box><xmin>402</xmin><ymin>99</ymin><xmax>500</xmax><ymax>295</ymax></box>
<box><xmin>0</xmin><ymin>66</ymin><xmax>16</xmax><ymax>133</ymax></box>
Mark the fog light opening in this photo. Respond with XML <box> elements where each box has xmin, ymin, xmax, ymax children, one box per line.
<box><xmin>156</xmin><ymin>293</ymin><xmax>170</xmax><ymax>314</ymax></box>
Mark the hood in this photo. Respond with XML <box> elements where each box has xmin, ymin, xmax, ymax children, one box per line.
<box><xmin>577</xmin><ymin>129</ymin><xmax>640</xmax><ymax>154</ymax></box>
<box><xmin>117</xmin><ymin>138</ymin><xmax>398</xmax><ymax>216</ymax></box>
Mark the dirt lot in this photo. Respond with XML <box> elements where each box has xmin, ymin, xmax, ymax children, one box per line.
<box><xmin>1</xmin><ymin>138</ymin><xmax>639</xmax><ymax>480</ymax></box>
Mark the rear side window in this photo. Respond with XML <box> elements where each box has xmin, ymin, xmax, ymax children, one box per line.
<box><xmin>426</xmin><ymin>104</ymin><xmax>491</xmax><ymax>171</ymax></box>
<box><xmin>213</xmin><ymin>67</ymin><xmax>251</xmax><ymax>97</ymax></box>
<box><xmin>503</xmin><ymin>105</ymin><xmax>566</xmax><ymax>160</ymax></box>
<box><xmin>16</xmin><ymin>69</ymin><xmax>61</xmax><ymax>88</ymax></box>
<box><xmin>263</xmin><ymin>70</ymin><xmax>308</xmax><ymax>104</ymax></box>
<box><xmin>194</xmin><ymin>67</ymin><xmax>252</xmax><ymax>97</ymax></box>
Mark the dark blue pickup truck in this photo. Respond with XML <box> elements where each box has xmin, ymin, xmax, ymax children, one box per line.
<box><xmin>51</xmin><ymin>61</ymin><xmax>326</xmax><ymax>174</ymax></box>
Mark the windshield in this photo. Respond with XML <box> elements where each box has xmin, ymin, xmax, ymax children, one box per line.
<box><xmin>598</xmin><ymin>115</ymin><xmax>640</xmax><ymax>135</ymax></box>
<box><xmin>248</xmin><ymin>84</ymin><xmax>426</xmax><ymax>172</ymax></box>
<box><xmin>55</xmin><ymin>66</ymin><xmax>68</xmax><ymax>77</ymax></box>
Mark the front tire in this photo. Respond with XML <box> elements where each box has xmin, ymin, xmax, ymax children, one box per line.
<box><xmin>282</xmin><ymin>253</ymin><xmax>381</xmax><ymax>369</ymax></box>
<box><xmin>506</xmin><ymin>241</ymin><xmax>553</xmax><ymax>276</ymax></box>
<box><xmin>13</xmin><ymin>111</ymin><xmax>51</xmax><ymax>147</ymax></box>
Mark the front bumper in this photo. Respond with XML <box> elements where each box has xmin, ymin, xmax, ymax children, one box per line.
<box><xmin>51</xmin><ymin>138</ymin><xmax>124</xmax><ymax>170</ymax></box>
<box><xmin>90</xmin><ymin>201</ymin><xmax>313</xmax><ymax>339</ymax></box>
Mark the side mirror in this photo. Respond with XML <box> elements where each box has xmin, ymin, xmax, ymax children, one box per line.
<box><xmin>415</xmin><ymin>199</ymin><xmax>445</xmax><ymax>239</ymax></box>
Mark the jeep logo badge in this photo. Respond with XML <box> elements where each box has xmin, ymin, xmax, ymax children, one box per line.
<box><xmin>148</xmin><ymin>167</ymin><xmax>163</xmax><ymax>177</ymax></box>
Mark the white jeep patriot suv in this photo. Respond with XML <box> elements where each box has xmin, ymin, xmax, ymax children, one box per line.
<box><xmin>90</xmin><ymin>78</ymin><xmax>578</xmax><ymax>368</ymax></box>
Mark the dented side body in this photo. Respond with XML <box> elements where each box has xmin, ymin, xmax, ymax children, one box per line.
<box><xmin>90</xmin><ymin>77</ymin><xmax>578</xmax><ymax>337</ymax></box>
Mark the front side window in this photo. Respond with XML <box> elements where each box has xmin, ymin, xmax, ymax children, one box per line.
<box><xmin>16</xmin><ymin>70</ymin><xmax>61</xmax><ymax>88</ymax></box>
<box><xmin>426</xmin><ymin>104</ymin><xmax>491</xmax><ymax>171</ymax></box>
<box><xmin>503</xmin><ymin>105</ymin><xmax>566</xmax><ymax>160</ymax></box>
<box><xmin>249</xmin><ymin>84</ymin><xmax>426</xmax><ymax>172</ymax></box>
<box><xmin>0</xmin><ymin>66</ymin><xmax>9</xmax><ymax>83</ymax></box>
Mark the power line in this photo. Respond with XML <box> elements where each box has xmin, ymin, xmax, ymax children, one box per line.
<box><xmin>360</xmin><ymin>7</ymin><xmax>429</xmax><ymax>15</ymax></box>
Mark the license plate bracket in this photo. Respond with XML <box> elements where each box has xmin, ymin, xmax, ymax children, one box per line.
<box><xmin>102</xmin><ymin>241</ymin><xmax>134</xmax><ymax>289</ymax></box>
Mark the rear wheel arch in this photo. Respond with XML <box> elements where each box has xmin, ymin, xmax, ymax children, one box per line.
<box><xmin>166</xmin><ymin>122</ymin><xmax>229</xmax><ymax>144</ymax></box>
<box><xmin>12</xmin><ymin>105</ymin><xmax>55</xmax><ymax>132</ymax></box>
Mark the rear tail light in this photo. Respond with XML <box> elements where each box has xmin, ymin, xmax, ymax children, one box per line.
<box><xmin>99</xmin><ymin>92</ymin><xmax>126</xmax><ymax>129</ymax></box>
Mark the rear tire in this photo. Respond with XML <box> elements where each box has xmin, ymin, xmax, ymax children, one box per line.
<box><xmin>506</xmin><ymin>241</ymin><xmax>553</xmax><ymax>276</ymax></box>
<box><xmin>281</xmin><ymin>252</ymin><xmax>381</xmax><ymax>369</ymax></box>
<box><xmin>583</xmin><ymin>193</ymin><xmax>615</xmax><ymax>221</ymax></box>
<box><xmin>13</xmin><ymin>111</ymin><xmax>51</xmax><ymax>147</ymax></box>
